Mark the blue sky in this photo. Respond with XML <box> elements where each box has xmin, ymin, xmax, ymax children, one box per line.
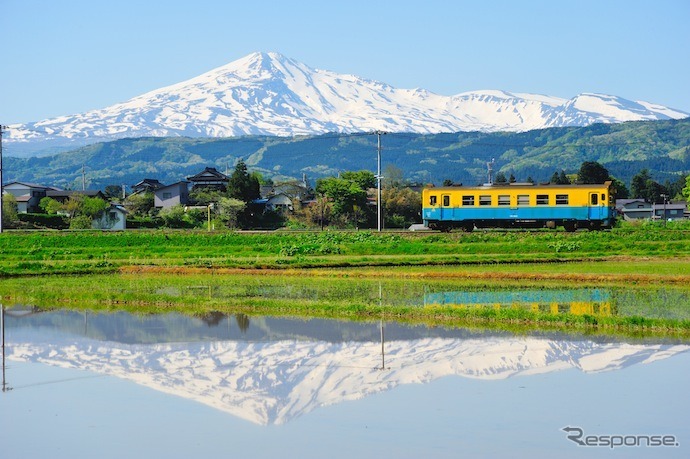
<box><xmin>2</xmin><ymin>0</ymin><xmax>689</xmax><ymax>124</ymax></box>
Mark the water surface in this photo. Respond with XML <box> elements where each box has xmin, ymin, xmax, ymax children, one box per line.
<box><xmin>1</xmin><ymin>307</ymin><xmax>688</xmax><ymax>458</ymax></box>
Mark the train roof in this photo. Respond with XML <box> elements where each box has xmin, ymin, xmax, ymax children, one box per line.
<box><xmin>423</xmin><ymin>181</ymin><xmax>612</xmax><ymax>191</ymax></box>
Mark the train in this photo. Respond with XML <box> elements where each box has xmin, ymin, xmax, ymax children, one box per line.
<box><xmin>422</xmin><ymin>181</ymin><xmax>615</xmax><ymax>232</ymax></box>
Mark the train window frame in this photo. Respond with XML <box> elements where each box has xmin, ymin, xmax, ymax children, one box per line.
<box><xmin>429</xmin><ymin>195</ymin><xmax>437</xmax><ymax>206</ymax></box>
<box><xmin>442</xmin><ymin>195</ymin><xmax>451</xmax><ymax>207</ymax></box>
<box><xmin>462</xmin><ymin>195</ymin><xmax>475</xmax><ymax>206</ymax></box>
<box><xmin>591</xmin><ymin>193</ymin><xmax>598</xmax><ymax>205</ymax></box>
<box><xmin>479</xmin><ymin>195</ymin><xmax>492</xmax><ymax>206</ymax></box>
<box><xmin>498</xmin><ymin>195</ymin><xmax>510</xmax><ymax>206</ymax></box>
<box><xmin>556</xmin><ymin>194</ymin><xmax>569</xmax><ymax>205</ymax></box>
<box><xmin>517</xmin><ymin>194</ymin><xmax>530</xmax><ymax>206</ymax></box>
<box><xmin>536</xmin><ymin>194</ymin><xmax>549</xmax><ymax>205</ymax></box>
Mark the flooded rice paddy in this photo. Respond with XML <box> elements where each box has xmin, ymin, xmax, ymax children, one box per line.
<box><xmin>1</xmin><ymin>275</ymin><xmax>689</xmax><ymax>457</ymax></box>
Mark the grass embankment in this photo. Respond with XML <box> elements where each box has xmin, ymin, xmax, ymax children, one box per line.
<box><xmin>0</xmin><ymin>226</ymin><xmax>689</xmax><ymax>275</ymax></box>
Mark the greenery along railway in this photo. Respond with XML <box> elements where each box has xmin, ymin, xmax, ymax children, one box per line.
<box><xmin>0</xmin><ymin>224</ymin><xmax>690</xmax><ymax>276</ymax></box>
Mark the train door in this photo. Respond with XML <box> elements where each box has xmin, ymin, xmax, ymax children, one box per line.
<box><xmin>441</xmin><ymin>194</ymin><xmax>452</xmax><ymax>220</ymax></box>
<box><xmin>588</xmin><ymin>192</ymin><xmax>603</xmax><ymax>220</ymax></box>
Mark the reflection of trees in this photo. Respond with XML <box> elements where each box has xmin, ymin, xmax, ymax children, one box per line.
<box><xmin>200</xmin><ymin>311</ymin><xmax>226</xmax><ymax>327</ymax></box>
<box><xmin>235</xmin><ymin>314</ymin><xmax>250</xmax><ymax>333</ymax></box>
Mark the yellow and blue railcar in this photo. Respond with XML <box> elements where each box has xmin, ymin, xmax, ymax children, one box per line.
<box><xmin>422</xmin><ymin>181</ymin><xmax>615</xmax><ymax>232</ymax></box>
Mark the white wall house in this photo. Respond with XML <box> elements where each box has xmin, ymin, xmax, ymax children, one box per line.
<box><xmin>92</xmin><ymin>205</ymin><xmax>127</xmax><ymax>230</ymax></box>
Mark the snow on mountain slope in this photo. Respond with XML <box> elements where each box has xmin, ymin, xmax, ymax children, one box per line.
<box><xmin>9</xmin><ymin>331</ymin><xmax>689</xmax><ymax>425</ymax></box>
<box><xmin>6</xmin><ymin>51</ymin><xmax>688</xmax><ymax>156</ymax></box>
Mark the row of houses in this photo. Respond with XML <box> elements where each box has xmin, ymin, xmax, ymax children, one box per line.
<box><xmin>2</xmin><ymin>181</ymin><xmax>128</xmax><ymax>229</ymax></box>
<box><xmin>131</xmin><ymin>167</ymin><xmax>312</xmax><ymax>212</ymax></box>
<box><xmin>615</xmin><ymin>199</ymin><xmax>689</xmax><ymax>221</ymax></box>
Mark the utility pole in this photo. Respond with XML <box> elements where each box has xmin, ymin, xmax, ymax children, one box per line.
<box><xmin>374</xmin><ymin>130</ymin><xmax>387</xmax><ymax>232</ymax></box>
<box><xmin>0</xmin><ymin>125</ymin><xmax>8</xmax><ymax>234</ymax></box>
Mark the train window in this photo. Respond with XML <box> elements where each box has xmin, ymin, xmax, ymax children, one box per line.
<box><xmin>556</xmin><ymin>194</ymin><xmax>569</xmax><ymax>205</ymax></box>
<box><xmin>601</xmin><ymin>193</ymin><xmax>606</xmax><ymax>203</ymax></box>
<box><xmin>462</xmin><ymin>195</ymin><xmax>474</xmax><ymax>206</ymax></box>
<box><xmin>498</xmin><ymin>195</ymin><xmax>510</xmax><ymax>206</ymax></box>
<box><xmin>479</xmin><ymin>195</ymin><xmax>491</xmax><ymax>206</ymax></box>
<box><xmin>517</xmin><ymin>195</ymin><xmax>530</xmax><ymax>206</ymax></box>
<box><xmin>429</xmin><ymin>195</ymin><xmax>437</xmax><ymax>206</ymax></box>
<box><xmin>443</xmin><ymin>195</ymin><xmax>450</xmax><ymax>206</ymax></box>
<box><xmin>591</xmin><ymin>193</ymin><xmax>598</xmax><ymax>205</ymax></box>
<box><xmin>536</xmin><ymin>194</ymin><xmax>549</xmax><ymax>205</ymax></box>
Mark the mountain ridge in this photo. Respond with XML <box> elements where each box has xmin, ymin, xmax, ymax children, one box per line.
<box><xmin>4</xmin><ymin>118</ymin><xmax>690</xmax><ymax>191</ymax></box>
<box><xmin>6</xmin><ymin>51</ymin><xmax>687</xmax><ymax>158</ymax></box>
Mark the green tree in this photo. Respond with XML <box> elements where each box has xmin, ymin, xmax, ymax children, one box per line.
<box><xmin>63</xmin><ymin>196</ymin><xmax>83</xmax><ymax>219</ymax></box>
<box><xmin>550</xmin><ymin>170</ymin><xmax>570</xmax><ymax>185</ymax></box>
<box><xmin>382</xmin><ymin>186</ymin><xmax>421</xmax><ymax>228</ymax></box>
<box><xmin>494</xmin><ymin>172</ymin><xmax>508</xmax><ymax>184</ymax></box>
<box><xmin>228</xmin><ymin>160</ymin><xmax>260</xmax><ymax>203</ymax></box>
<box><xmin>217</xmin><ymin>197</ymin><xmax>245</xmax><ymax>229</ymax></box>
<box><xmin>630</xmin><ymin>169</ymin><xmax>652</xmax><ymax>199</ymax></box>
<box><xmin>682</xmin><ymin>174</ymin><xmax>690</xmax><ymax>201</ymax></box>
<box><xmin>383</xmin><ymin>164</ymin><xmax>406</xmax><ymax>189</ymax></box>
<box><xmin>577</xmin><ymin>161</ymin><xmax>610</xmax><ymax>184</ymax></box>
<box><xmin>315</xmin><ymin>176</ymin><xmax>369</xmax><ymax>226</ymax></box>
<box><xmin>610</xmin><ymin>176</ymin><xmax>629</xmax><ymax>199</ymax></box>
<box><xmin>341</xmin><ymin>170</ymin><xmax>376</xmax><ymax>190</ymax></box>
<box><xmin>125</xmin><ymin>192</ymin><xmax>155</xmax><ymax>216</ymax></box>
<box><xmin>2</xmin><ymin>193</ymin><xmax>18</xmax><ymax>227</ymax></box>
<box><xmin>81</xmin><ymin>197</ymin><xmax>108</xmax><ymax>219</ymax></box>
<box><xmin>104</xmin><ymin>185</ymin><xmax>124</xmax><ymax>200</ymax></box>
<box><xmin>39</xmin><ymin>197</ymin><xmax>63</xmax><ymax>215</ymax></box>
<box><xmin>69</xmin><ymin>215</ymin><xmax>92</xmax><ymax>229</ymax></box>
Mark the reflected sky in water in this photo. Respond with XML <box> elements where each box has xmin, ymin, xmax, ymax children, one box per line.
<box><xmin>1</xmin><ymin>308</ymin><xmax>688</xmax><ymax>458</ymax></box>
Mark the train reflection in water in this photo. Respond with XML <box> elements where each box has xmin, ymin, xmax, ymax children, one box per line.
<box><xmin>423</xmin><ymin>288</ymin><xmax>612</xmax><ymax>316</ymax></box>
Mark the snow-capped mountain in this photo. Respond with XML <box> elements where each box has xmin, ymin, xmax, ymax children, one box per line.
<box><xmin>8</xmin><ymin>330</ymin><xmax>689</xmax><ymax>425</ymax></box>
<box><xmin>6</xmin><ymin>51</ymin><xmax>688</xmax><ymax>156</ymax></box>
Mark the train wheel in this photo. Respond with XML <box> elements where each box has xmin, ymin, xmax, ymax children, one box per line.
<box><xmin>563</xmin><ymin>222</ymin><xmax>576</xmax><ymax>232</ymax></box>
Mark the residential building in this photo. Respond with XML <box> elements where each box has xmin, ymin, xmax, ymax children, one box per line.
<box><xmin>154</xmin><ymin>181</ymin><xmax>190</xmax><ymax>209</ymax></box>
<box><xmin>2</xmin><ymin>182</ymin><xmax>62</xmax><ymax>213</ymax></box>
<box><xmin>615</xmin><ymin>199</ymin><xmax>652</xmax><ymax>221</ymax></box>
<box><xmin>187</xmin><ymin>167</ymin><xmax>229</xmax><ymax>191</ymax></box>
<box><xmin>92</xmin><ymin>204</ymin><xmax>128</xmax><ymax>230</ymax></box>
<box><xmin>131</xmin><ymin>179</ymin><xmax>164</xmax><ymax>194</ymax></box>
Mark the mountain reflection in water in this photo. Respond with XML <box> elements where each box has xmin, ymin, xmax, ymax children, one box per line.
<box><xmin>3</xmin><ymin>307</ymin><xmax>688</xmax><ymax>425</ymax></box>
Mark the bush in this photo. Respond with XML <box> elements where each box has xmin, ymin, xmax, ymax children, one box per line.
<box><xmin>18</xmin><ymin>213</ymin><xmax>69</xmax><ymax>229</ymax></box>
<box><xmin>70</xmin><ymin>215</ymin><xmax>93</xmax><ymax>229</ymax></box>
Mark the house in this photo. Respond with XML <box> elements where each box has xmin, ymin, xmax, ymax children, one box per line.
<box><xmin>46</xmin><ymin>189</ymin><xmax>106</xmax><ymax>204</ymax></box>
<box><xmin>92</xmin><ymin>204</ymin><xmax>127</xmax><ymax>230</ymax></box>
<box><xmin>615</xmin><ymin>199</ymin><xmax>653</xmax><ymax>221</ymax></box>
<box><xmin>187</xmin><ymin>167</ymin><xmax>229</xmax><ymax>191</ymax></box>
<box><xmin>131</xmin><ymin>178</ymin><xmax>164</xmax><ymax>194</ymax></box>
<box><xmin>260</xmin><ymin>180</ymin><xmax>312</xmax><ymax>202</ymax></box>
<box><xmin>2</xmin><ymin>182</ymin><xmax>61</xmax><ymax>213</ymax></box>
<box><xmin>652</xmin><ymin>201</ymin><xmax>687</xmax><ymax>221</ymax></box>
<box><xmin>154</xmin><ymin>181</ymin><xmax>190</xmax><ymax>209</ymax></box>
<box><xmin>265</xmin><ymin>193</ymin><xmax>294</xmax><ymax>213</ymax></box>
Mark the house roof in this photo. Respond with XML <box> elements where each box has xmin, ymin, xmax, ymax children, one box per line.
<box><xmin>155</xmin><ymin>181</ymin><xmax>190</xmax><ymax>192</ymax></box>
<box><xmin>46</xmin><ymin>190</ymin><xmax>105</xmax><ymax>199</ymax></box>
<box><xmin>187</xmin><ymin>167</ymin><xmax>229</xmax><ymax>182</ymax></box>
<box><xmin>3</xmin><ymin>181</ymin><xmax>61</xmax><ymax>191</ymax></box>
<box><xmin>132</xmin><ymin>178</ymin><xmax>164</xmax><ymax>189</ymax></box>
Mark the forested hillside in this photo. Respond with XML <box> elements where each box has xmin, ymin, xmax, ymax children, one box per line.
<box><xmin>5</xmin><ymin>118</ymin><xmax>689</xmax><ymax>191</ymax></box>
